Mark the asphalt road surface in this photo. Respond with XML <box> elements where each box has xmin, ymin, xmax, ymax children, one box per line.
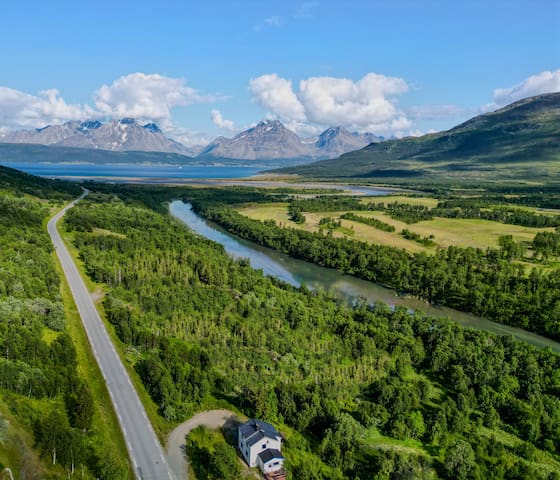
<box><xmin>48</xmin><ymin>190</ymin><xmax>175</xmax><ymax>480</ymax></box>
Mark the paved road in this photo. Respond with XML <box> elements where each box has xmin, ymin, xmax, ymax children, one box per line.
<box><xmin>48</xmin><ymin>191</ymin><xmax>175</xmax><ymax>480</ymax></box>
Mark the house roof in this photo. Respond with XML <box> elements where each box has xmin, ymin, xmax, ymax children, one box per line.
<box><xmin>239</xmin><ymin>419</ymin><xmax>281</xmax><ymax>446</ymax></box>
<box><xmin>258</xmin><ymin>449</ymin><xmax>284</xmax><ymax>464</ymax></box>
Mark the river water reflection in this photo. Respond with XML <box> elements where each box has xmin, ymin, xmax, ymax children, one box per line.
<box><xmin>170</xmin><ymin>201</ymin><xmax>560</xmax><ymax>353</ymax></box>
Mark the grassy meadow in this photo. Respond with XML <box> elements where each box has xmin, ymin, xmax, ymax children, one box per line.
<box><xmin>237</xmin><ymin>198</ymin><xmax>555</xmax><ymax>254</ymax></box>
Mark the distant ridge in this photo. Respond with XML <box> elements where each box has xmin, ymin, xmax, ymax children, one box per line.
<box><xmin>198</xmin><ymin>120</ymin><xmax>382</xmax><ymax>161</ymax></box>
<box><xmin>1</xmin><ymin>119</ymin><xmax>382</xmax><ymax>164</ymax></box>
<box><xmin>0</xmin><ymin>143</ymin><xmax>195</xmax><ymax>165</ymax></box>
<box><xmin>273</xmin><ymin>93</ymin><xmax>560</xmax><ymax>184</ymax></box>
<box><xmin>0</xmin><ymin>118</ymin><xmax>197</xmax><ymax>156</ymax></box>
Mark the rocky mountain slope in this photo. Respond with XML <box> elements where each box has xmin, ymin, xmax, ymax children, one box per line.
<box><xmin>1</xmin><ymin>119</ymin><xmax>381</xmax><ymax>162</ymax></box>
<box><xmin>198</xmin><ymin>120</ymin><xmax>381</xmax><ymax>161</ymax></box>
<box><xmin>0</xmin><ymin>118</ymin><xmax>194</xmax><ymax>155</ymax></box>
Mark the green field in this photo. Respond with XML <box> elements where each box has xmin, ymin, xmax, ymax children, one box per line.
<box><xmin>237</xmin><ymin>203</ymin><xmax>553</xmax><ymax>253</ymax></box>
<box><xmin>361</xmin><ymin>195</ymin><xmax>440</xmax><ymax>208</ymax></box>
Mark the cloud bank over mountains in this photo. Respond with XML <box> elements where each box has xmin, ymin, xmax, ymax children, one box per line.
<box><xmin>249</xmin><ymin>72</ymin><xmax>412</xmax><ymax>136</ymax></box>
<box><xmin>0</xmin><ymin>69</ymin><xmax>557</xmax><ymax>143</ymax></box>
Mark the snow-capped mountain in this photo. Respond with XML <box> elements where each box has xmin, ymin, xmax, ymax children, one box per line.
<box><xmin>199</xmin><ymin>120</ymin><xmax>382</xmax><ymax>161</ymax></box>
<box><xmin>198</xmin><ymin>120</ymin><xmax>316</xmax><ymax>160</ymax></box>
<box><xmin>0</xmin><ymin>118</ymin><xmax>193</xmax><ymax>155</ymax></box>
<box><xmin>314</xmin><ymin>127</ymin><xmax>383</xmax><ymax>158</ymax></box>
<box><xmin>0</xmin><ymin>118</ymin><xmax>382</xmax><ymax>162</ymax></box>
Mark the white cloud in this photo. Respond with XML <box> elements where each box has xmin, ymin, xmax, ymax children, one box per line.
<box><xmin>94</xmin><ymin>73</ymin><xmax>213</xmax><ymax>127</ymax></box>
<box><xmin>211</xmin><ymin>109</ymin><xmax>235</xmax><ymax>131</ymax></box>
<box><xmin>249</xmin><ymin>72</ymin><xmax>411</xmax><ymax>135</ymax></box>
<box><xmin>0</xmin><ymin>86</ymin><xmax>93</xmax><ymax>129</ymax></box>
<box><xmin>493</xmin><ymin>69</ymin><xmax>560</xmax><ymax>107</ymax></box>
<box><xmin>249</xmin><ymin>74</ymin><xmax>307</xmax><ymax>121</ymax></box>
<box><xmin>299</xmin><ymin>73</ymin><xmax>410</xmax><ymax>132</ymax></box>
<box><xmin>165</xmin><ymin>124</ymin><xmax>210</xmax><ymax>148</ymax></box>
<box><xmin>0</xmin><ymin>72</ymin><xmax>220</xmax><ymax>146</ymax></box>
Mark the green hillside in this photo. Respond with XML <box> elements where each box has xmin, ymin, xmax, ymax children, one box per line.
<box><xmin>275</xmin><ymin>93</ymin><xmax>560</xmax><ymax>185</ymax></box>
<box><xmin>0</xmin><ymin>143</ymin><xmax>194</xmax><ymax>164</ymax></box>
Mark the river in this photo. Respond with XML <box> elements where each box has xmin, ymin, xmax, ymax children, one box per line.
<box><xmin>170</xmin><ymin>201</ymin><xmax>560</xmax><ymax>353</ymax></box>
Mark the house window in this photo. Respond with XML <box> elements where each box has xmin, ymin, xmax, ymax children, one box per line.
<box><xmin>273</xmin><ymin>461</ymin><xmax>279</xmax><ymax>466</ymax></box>
<box><xmin>262</xmin><ymin>444</ymin><xmax>267</xmax><ymax>449</ymax></box>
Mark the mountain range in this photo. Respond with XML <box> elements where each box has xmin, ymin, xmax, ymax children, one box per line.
<box><xmin>0</xmin><ymin>118</ymin><xmax>201</xmax><ymax>156</ymax></box>
<box><xmin>0</xmin><ymin>118</ymin><xmax>382</xmax><ymax>162</ymax></box>
<box><xmin>274</xmin><ymin>92</ymin><xmax>560</xmax><ymax>184</ymax></box>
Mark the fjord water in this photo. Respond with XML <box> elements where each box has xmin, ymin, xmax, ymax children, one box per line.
<box><xmin>3</xmin><ymin>162</ymin><xmax>263</xmax><ymax>180</ymax></box>
<box><xmin>171</xmin><ymin>201</ymin><xmax>560</xmax><ymax>353</ymax></box>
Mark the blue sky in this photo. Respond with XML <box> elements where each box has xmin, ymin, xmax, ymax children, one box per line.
<box><xmin>1</xmin><ymin>0</ymin><xmax>558</xmax><ymax>144</ymax></box>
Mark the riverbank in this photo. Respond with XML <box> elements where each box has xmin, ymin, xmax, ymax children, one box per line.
<box><xmin>170</xmin><ymin>200</ymin><xmax>560</xmax><ymax>353</ymax></box>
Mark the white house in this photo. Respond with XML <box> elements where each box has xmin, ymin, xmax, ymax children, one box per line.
<box><xmin>238</xmin><ymin>419</ymin><xmax>284</xmax><ymax>475</ymax></box>
<box><xmin>257</xmin><ymin>448</ymin><xmax>285</xmax><ymax>475</ymax></box>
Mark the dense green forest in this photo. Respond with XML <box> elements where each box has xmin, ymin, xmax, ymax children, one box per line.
<box><xmin>0</xmin><ymin>166</ymin><xmax>128</xmax><ymax>479</ymax></box>
<box><xmin>63</xmin><ymin>193</ymin><xmax>560</xmax><ymax>480</ymax></box>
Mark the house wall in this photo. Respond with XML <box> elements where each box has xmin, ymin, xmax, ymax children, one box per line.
<box><xmin>249</xmin><ymin>437</ymin><xmax>281</xmax><ymax>467</ymax></box>
<box><xmin>258</xmin><ymin>456</ymin><xmax>284</xmax><ymax>473</ymax></box>
<box><xmin>238</xmin><ymin>435</ymin><xmax>251</xmax><ymax>466</ymax></box>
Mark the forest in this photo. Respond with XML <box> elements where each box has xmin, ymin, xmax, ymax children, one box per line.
<box><xmin>61</xmin><ymin>190</ymin><xmax>560</xmax><ymax>480</ymax></box>
<box><xmin>0</xmin><ymin>166</ymin><xmax>128</xmax><ymax>479</ymax></box>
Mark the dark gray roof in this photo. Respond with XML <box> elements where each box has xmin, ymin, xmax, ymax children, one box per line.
<box><xmin>246</xmin><ymin>431</ymin><xmax>265</xmax><ymax>447</ymax></box>
<box><xmin>239</xmin><ymin>419</ymin><xmax>281</xmax><ymax>445</ymax></box>
<box><xmin>258</xmin><ymin>449</ymin><xmax>284</xmax><ymax>464</ymax></box>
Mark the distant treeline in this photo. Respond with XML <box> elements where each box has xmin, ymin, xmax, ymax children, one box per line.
<box><xmin>287</xmin><ymin>196</ymin><xmax>560</xmax><ymax>227</ymax></box>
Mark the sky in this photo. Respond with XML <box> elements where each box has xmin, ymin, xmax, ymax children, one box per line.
<box><xmin>0</xmin><ymin>0</ymin><xmax>559</xmax><ymax>145</ymax></box>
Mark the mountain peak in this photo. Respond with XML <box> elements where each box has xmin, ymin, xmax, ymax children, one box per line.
<box><xmin>119</xmin><ymin>117</ymin><xmax>137</xmax><ymax>125</ymax></box>
<box><xmin>79</xmin><ymin>120</ymin><xmax>102</xmax><ymax>132</ymax></box>
<box><xmin>255</xmin><ymin>119</ymin><xmax>285</xmax><ymax>130</ymax></box>
<box><xmin>0</xmin><ymin>118</ymin><xmax>192</xmax><ymax>156</ymax></box>
<box><xmin>143</xmin><ymin>123</ymin><xmax>162</xmax><ymax>133</ymax></box>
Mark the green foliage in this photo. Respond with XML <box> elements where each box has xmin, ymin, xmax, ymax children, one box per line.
<box><xmin>401</xmin><ymin>228</ymin><xmax>436</xmax><ymax>247</ymax></box>
<box><xmin>64</xmin><ymin>194</ymin><xmax>560</xmax><ymax>479</ymax></box>
<box><xmin>498</xmin><ymin>235</ymin><xmax>525</xmax><ymax>260</ymax></box>
<box><xmin>185</xmin><ymin>427</ymin><xmax>241</xmax><ymax>480</ymax></box>
<box><xmin>434</xmin><ymin>200</ymin><xmax>560</xmax><ymax>228</ymax></box>
<box><xmin>64</xmin><ymin>382</ymin><xmax>94</xmax><ymax>430</ymax></box>
<box><xmin>318</xmin><ymin>217</ymin><xmax>342</xmax><ymax>229</ymax></box>
<box><xmin>340</xmin><ymin>212</ymin><xmax>396</xmax><ymax>232</ymax></box>
<box><xmin>0</xmin><ymin>165</ymin><xmax>80</xmax><ymax>200</ymax></box>
<box><xmin>443</xmin><ymin>440</ymin><xmax>476</xmax><ymax>479</ymax></box>
<box><xmin>533</xmin><ymin>231</ymin><xmax>560</xmax><ymax>261</ymax></box>
<box><xmin>291</xmin><ymin>197</ymin><xmax>364</xmax><ymax>212</ymax></box>
<box><xmin>288</xmin><ymin>204</ymin><xmax>306</xmax><ymax>223</ymax></box>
